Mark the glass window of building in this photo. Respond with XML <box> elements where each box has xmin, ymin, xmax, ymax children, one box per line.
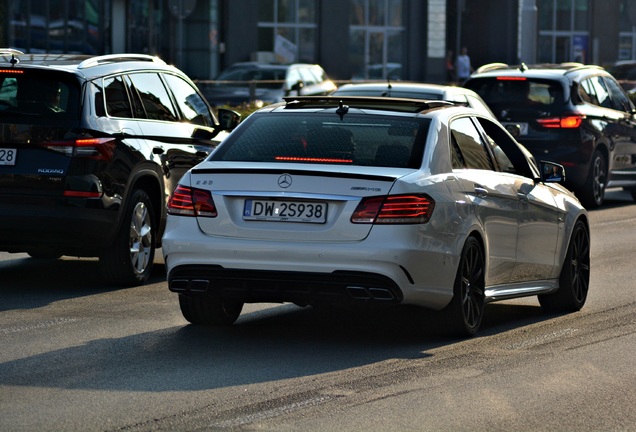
<box><xmin>538</xmin><ymin>0</ymin><xmax>590</xmax><ymax>63</ymax></box>
<box><xmin>619</xmin><ymin>0</ymin><xmax>636</xmax><ymax>60</ymax></box>
<box><xmin>257</xmin><ymin>0</ymin><xmax>318</xmax><ymax>63</ymax></box>
<box><xmin>349</xmin><ymin>0</ymin><xmax>404</xmax><ymax>80</ymax></box>
<box><xmin>7</xmin><ymin>0</ymin><xmax>103</xmax><ymax>54</ymax></box>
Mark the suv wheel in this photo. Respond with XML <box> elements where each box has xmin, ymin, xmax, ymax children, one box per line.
<box><xmin>100</xmin><ymin>189</ymin><xmax>155</xmax><ymax>286</ymax></box>
<box><xmin>178</xmin><ymin>294</ymin><xmax>243</xmax><ymax>325</ymax></box>
<box><xmin>580</xmin><ymin>150</ymin><xmax>607</xmax><ymax>208</ymax></box>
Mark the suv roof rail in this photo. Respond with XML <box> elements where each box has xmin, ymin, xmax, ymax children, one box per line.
<box><xmin>283</xmin><ymin>95</ymin><xmax>453</xmax><ymax>113</ymax></box>
<box><xmin>562</xmin><ymin>63</ymin><xmax>604</xmax><ymax>75</ymax></box>
<box><xmin>0</xmin><ymin>48</ymin><xmax>25</xmax><ymax>66</ymax></box>
<box><xmin>0</xmin><ymin>48</ymin><xmax>25</xmax><ymax>56</ymax></box>
<box><xmin>474</xmin><ymin>62</ymin><xmax>509</xmax><ymax>74</ymax></box>
<box><xmin>78</xmin><ymin>53</ymin><xmax>166</xmax><ymax>69</ymax></box>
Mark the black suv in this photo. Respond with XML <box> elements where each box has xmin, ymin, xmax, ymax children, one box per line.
<box><xmin>464</xmin><ymin>62</ymin><xmax>636</xmax><ymax>208</ymax></box>
<box><xmin>0</xmin><ymin>49</ymin><xmax>239</xmax><ymax>285</ymax></box>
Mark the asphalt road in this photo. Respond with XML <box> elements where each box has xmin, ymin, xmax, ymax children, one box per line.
<box><xmin>0</xmin><ymin>189</ymin><xmax>635</xmax><ymax>432</ymax></box>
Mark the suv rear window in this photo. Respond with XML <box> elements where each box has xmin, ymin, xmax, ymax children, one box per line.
<box><xmin>0</xmin><ymin>70</ymin><xmax>80</xmax><ymax>120</ymax></box>
<box><xmin>212</xmin><ymin>113</ymin><xmax>430</xmax><ymax>168</ymax></box>
<box><xmin>466</xmin><ymin>78</ymin><xmax>564</xmax><ymax>110</ymax></box>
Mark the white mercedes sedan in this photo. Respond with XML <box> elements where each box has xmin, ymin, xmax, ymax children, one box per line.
<box><xmin>162</xmin><ymin>96</ymin><xmax>590</xmax><ymax>337</ymax></box>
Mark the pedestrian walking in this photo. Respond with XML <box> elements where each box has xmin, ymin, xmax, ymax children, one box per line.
<box><xmin>455</xmin><ymin>47</ymin><xmax>473</xmax><ymax>83</ymax></box>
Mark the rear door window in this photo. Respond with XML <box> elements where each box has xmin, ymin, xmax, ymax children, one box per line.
<box><xmin>604</xmin><ymin>76</ymin><xmax>634</xmax><ymax>112</ymax></box>
<box><xmin>103</xmin><ymin>75</ymin><xmax>133</xmax><ymax>118</ymax></box>
<box><xmin>127</xmin><ymin>73</ymin><xmax>179</xmax><ymax>122</ymax></box>
<box><xmin>450</xmin><ymin>116</ymin><xmax>495</xmax><ymax>170</ymax></box>
<box><xmin>588</xmin><ymin>76</ymin><xmax>612</xmax><ymax>108</ymax></box>
<box><xmin>162</xmin><ymin>73</ymin><xmax>215</xmax><ymax>127</ymax></box>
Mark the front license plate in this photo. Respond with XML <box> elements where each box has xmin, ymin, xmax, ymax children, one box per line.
<box><xmin>502</xmin><ymin>122</ymin><xmax>528</xmax><ymax>137</ymax></box>
<box><xmin>0</xmin><ymin>148</ymin><xmax>17</xmax><ymax>166</ymax></box>
<box><xmin>243</xmin><ymin>199</ymin><xmax>327</xmax><ymax>223</ymax></box>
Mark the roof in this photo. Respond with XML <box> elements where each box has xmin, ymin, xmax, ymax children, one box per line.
<box><xmin>0</xmin><ymin>49</ymin><xmax>177</xmax><ymax>79</ymax></box>
<box><xmin>471</xmin><ymin>62</ymin><xmax>606</xmax><ymax>79</ymax></box>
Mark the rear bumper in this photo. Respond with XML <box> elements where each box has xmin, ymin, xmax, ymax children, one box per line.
<box><xmin>162</xmin><ymin>217</ymin><xmax>458</xmax><ymax>310</ymax></box>
<box><xmin>168</xmin><ymin>265</ymin><xmax>403</xmax><ymax>306</ymax></box>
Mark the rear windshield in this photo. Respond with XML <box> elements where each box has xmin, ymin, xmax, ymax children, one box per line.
<box><xmin>0</xmin><ymin>70</ymin><xmax>80</xmax><ymax>121</ymax></box>
<box><xmin>465</xmin><ymin>78</ymin><xmax>565</xmax><ymax>109</ymax></box>
<box><xmin>211</xmin><ymin>112</ymin><xmax>431</xmax><ymax>169</ymax></box>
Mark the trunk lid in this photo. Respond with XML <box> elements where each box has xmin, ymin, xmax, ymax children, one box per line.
<box><xmin>189</xmin><ymin>162</ymin><xmax>406</xmax><ymax>242</ymax></box>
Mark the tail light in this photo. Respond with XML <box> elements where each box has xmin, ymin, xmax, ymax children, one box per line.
<box><xmin>167</xmin><ymin>185</ymin><xmax>217</xmax><ymax>217</ymax></box>
<box><xmin>351</xmin><ymin>194</ymin><xmax>435</xmax><ymax>224</ymax></box>
<box><xmin>40</xmin><ymin>138</ymin><xmax>116</xmax><ymax>161</ymax></box>
<box><xmin>536</xmin><ymin>114</ymin><xmax>584</xmax><ymax>129</ymax></box>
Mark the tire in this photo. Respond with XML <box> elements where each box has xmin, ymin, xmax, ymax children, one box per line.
<box><xmin>538</xmin><ymin>220</ymin><xmax>590</xmax><ymax>312</ymax></box>
<box><xmin>100</xmin><ymin>189</ymin><xmax>155</xmax><ymax>286</ymax></box>
<box><xmin>579</xmin><ymin>150</ymin><xmax>607</xmax><ymax>208</ymax></box>
<box><xmin>178</xmin><ymin>294</ymin><xmax>243</xmax><ymax>325</ymax></box>
<box><xmin>443</xmin><ymin>237</ymin><xmax>486</xmax><ymax>337</ymax></box>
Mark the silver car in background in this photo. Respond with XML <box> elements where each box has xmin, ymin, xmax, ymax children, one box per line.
<box><xmin>331</xmin><ymin>81</ymin><xmax>496</xmax><ymax>118</ymax></box>
<box><xmin>162</xmin><ymin>96</ymin><xmax>590</xmax><ymax>337</ymax></box>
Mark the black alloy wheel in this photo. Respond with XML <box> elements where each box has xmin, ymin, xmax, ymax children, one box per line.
<box><xmin>444</xmin><ymin>236</ymin><xmax>486</xmax><ymax>337</ymax></box>
<box><xmin>539</xmin><ymin>220</ymin><xmax>590</xmax><ymax>311</ymax></box>
<box><xmin>581</xmin><ymin>150</ymin><xmax>607</xmax><ymax>208</ymax></box>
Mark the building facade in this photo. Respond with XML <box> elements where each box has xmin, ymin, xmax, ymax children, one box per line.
<box><xmin>0</xmin><ymin>0</ymin><xmax>634</xmax><ymax>83</ymax></box>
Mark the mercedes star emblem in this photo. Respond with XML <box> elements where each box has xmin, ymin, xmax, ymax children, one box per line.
<box><xmin>278</xmin><ymin>173</ymin><xmax>292</xmax><ymax>188</ymax></box>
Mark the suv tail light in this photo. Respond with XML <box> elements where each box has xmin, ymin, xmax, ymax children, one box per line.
<box><xmin>40</xmin><ymin>138</ymin><xmax>116</xmax><ymax>161</ymax></box>
<box><xmin>351</xmin><ymin>194</ymin><xmax>435</xmax><ymax>224</ymax></box>
<box><xmin>536</xmin><ymin>114</ymin><xmax>584</xmax><ymax>129</ymax></box>
<box><xmin>167</xmin><ymin>185</ymin><xmax>217</xmax><ymax>217</ymax></box>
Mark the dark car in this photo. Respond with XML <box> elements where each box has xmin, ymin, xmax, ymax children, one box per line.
<box><xmin>606</xmin><ymin>60</ymin><xmax>636</xmax><ymax>93</ymax></box>
<box><xmin>464</xmin><ymin>62</ymin><xmax>636</xmax><ymax>207</ymax></box>
<box><xmin>331</xmin><ymin>81</ymin><xmax>495</xmax><ymax>118</ymax></box>
<box><xmin>201</xmin><ymin>62</ymin><xmax>337</xmax><ymax>107</ymax></box>
<box><xmin>0</xmin><ymin>49</ymin><xmax>240</xmax><ymax>285</ymax></box>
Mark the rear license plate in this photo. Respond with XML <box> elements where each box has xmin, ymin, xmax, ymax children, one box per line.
<box><xmin>243</xmin><ymin>199</ymin><xmax>327</xmax><ymax>223</ymax></box>
<box><xmin>502</xmin><ymin>122</ymin><xmax>528</xmax><ymax>137</ymax></box>
<box><xmin>0</xmin><ymin>148</ymin><xmax>17</xmax><ymax>165</ymax></box>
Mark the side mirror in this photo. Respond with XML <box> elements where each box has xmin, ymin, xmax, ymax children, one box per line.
<box><xmin>216</xmin><ymin>108</ymin><xmax>241</xmax><ymax>131</ymax></box>
<box><xmin>540</xmin><ymin>160</ymin><xmax>566</xmax><ymax>183</ymax></box>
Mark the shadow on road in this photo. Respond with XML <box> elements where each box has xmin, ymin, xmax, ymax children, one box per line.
<box><xmin>0</xmin><ymin>292</ymin><xmax>562</xmax><ymax>394</ymax></box>
<box><xmin>0</xmin><ymin>254</ymin><xmax>167</xmax><ymax>311</ymax></box>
